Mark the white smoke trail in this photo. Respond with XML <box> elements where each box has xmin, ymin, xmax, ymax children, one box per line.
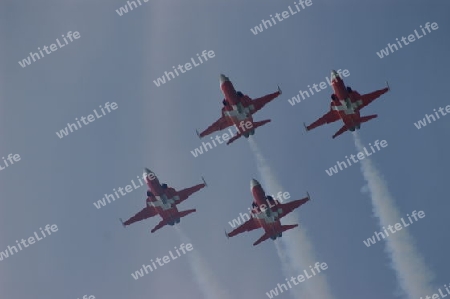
<box><xmin>353</xmin><ymin>132</ymin><xmax>434</xmax><ymax>298</ymax></box>
<box><xmin>248</xmin><ymin>137</ymin><xmax>335</xmax><ymax>299</ymax></box>
<box><xmin>175</xmin><ymin>226</ymin><xmax>231</xmax><ymax>299</ymax></box>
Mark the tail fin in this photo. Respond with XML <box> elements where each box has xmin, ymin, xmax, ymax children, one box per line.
<box><xmin>359</xmin><ymin>114</ymin><xmax>378</xmax><ymax>124</ymax></box>
<box><xmin>332</xmin><ymin>125</ymin><xmax>348</xmax><ymax>139</ymax></box>
<box><xmin>253</xmin><ymin>232</ymin><xmax>271</xmax><ymax>246</ymax></box>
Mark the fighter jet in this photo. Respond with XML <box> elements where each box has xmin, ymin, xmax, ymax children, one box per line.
<box><xmin>197</xmin><ymin>74</ymin><xmax>281</xmax><ymax>145</ymax></box>
<box><xmin>225</xmin><ymin>179</ymin><xmax>310</xmax><ymax>246</ymax></box>
<box><xmin>304</xmin><ymin>70</ymin><xmax>390</xmax><ymax>138</ymax></box>
<box><xmin>120</xmin><ymin>168</ymin><xmax>207</xmax><ymax>233</ymax></box>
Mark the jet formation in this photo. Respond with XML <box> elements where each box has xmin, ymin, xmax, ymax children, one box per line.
<box><xmin>121</xmin><ymin>71</ymin><xmax>389</xmax><ymax>246</ymax></box>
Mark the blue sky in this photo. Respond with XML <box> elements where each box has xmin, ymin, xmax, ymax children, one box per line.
<box><xmin>1</xmin><ymin>1</ymin><xmax>449</xmax><ymax>298</ymax></box>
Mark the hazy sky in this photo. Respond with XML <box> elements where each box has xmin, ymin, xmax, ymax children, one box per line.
<box><xmin>1</xmin><ymin>1</ymin><xmax>449</xmax><ymax>299</ymax></box>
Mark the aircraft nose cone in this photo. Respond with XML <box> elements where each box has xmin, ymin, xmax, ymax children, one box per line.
<box><xmin>143</xmin><ymin>168</ymin><xmax>153</xmax><ymax>178</ymax></box>
<box><xmin>331</xmin><ymin>70</ymin><xmax>338</xmax><ymax>80</ymax></box>
<box><xmin>250</xmin><ymin>178</ymin><xmax>260</xmax><ymax>190</ymax></box>
<box><xmin>220</xmin><ymin>74</ymin><xmax>228</xmax><ymax>84</ymax></box>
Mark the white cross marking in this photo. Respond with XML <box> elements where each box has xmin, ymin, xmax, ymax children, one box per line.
<box><xmin>332</xmin><ymin>99</ymin><xmax>363</xmax><ymax>115</ymax></box>
<box><xmin>148</xmin><ymin>195</ymin><xmax>180</xmax><ymax>211</ymax></box>
<box><xmin>252</xmin><ymin>208</ymin><xmax>282</xmax><ymax>224</ymax></box>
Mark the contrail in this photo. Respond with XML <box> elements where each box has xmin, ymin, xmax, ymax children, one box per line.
<box><xmin>353</xmin><ymin>132</ymin><xmax>434</xmax><ymax>298</ymax></box>
<box><xmin>248</xmin><ymin>137</ymin><xmax>335</xmax><ymax>299</ymax></box>
<box><xmin>175</xmin><ymin>227</ymin><xmax>231</xmax><ymax>299</ymax></box>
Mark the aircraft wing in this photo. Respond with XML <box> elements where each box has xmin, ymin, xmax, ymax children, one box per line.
<box><xmin>227</xmin><ymin>217</ymin><xmax>260</xmax><ymax>238</ymax></box>
<box><xmin>249</xmin><ymin>90</ymin><xmax>281</xmax><ymax>115</ymax></box>
<box><xmin>174</xmin><ymin>182</ymin><xmax>206</xmax><ymax>205</ymax></box>
<box><xmin>198</xmin><ymin>114</ymin><xmax>232</xmax><ymax>138</ymax></box>
<box><xmin>277</xmin><ymin>195</ymin><xmax>310</xmax><ymax>219</ymax></box>
<box><xmin>305</xmin><ymin>109</ymin><xmax>340</xmax><ymax>131</ymax></box>
<box><xmin>355</xmin><ymin>87</ymin><xmax>389</xmax><ymax>110</ymax></box>
<box><xmin>122</xmin><ymin>206</ymin><xmax>159</xmax><ymax>226</ymax></box>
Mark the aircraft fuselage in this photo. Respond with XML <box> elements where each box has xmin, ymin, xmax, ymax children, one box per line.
<box><xmin>250</xmin><ymin>179</ymin><xmax>284</xmax><ymax>239</ymax></box>
<box><xmin>144</xmin><ymin>169</ymin><xmax>181</xmax><ymax>225</ymax></box>
<box><xmin>331</xmin><ymin>71</ymin><xmax>364</xmax><ymax>131</ymax></box>
<box><xmin>220</xmin><ymin>75</ymin><xmax>256</xmax><ymax>136</ymax></box>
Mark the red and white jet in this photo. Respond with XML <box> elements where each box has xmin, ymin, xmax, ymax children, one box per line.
<box><xmin>225</xmin><ymin>179</ymin><xmax>310</xmax><ymax>246</ymax></box>
<box><xmin>304</xmin><ymin>70</ymin><xmax>390</xmax><ymax>138</ymax></box>
<box><xmin>197</xmin><ymin>74</ymin><xmax>281</xmax><ymax>145</ymax></box>
<box><xmin>120</xmin><ymin>168</ymin><xmax>207</xmax><ymax>233</ymax></box>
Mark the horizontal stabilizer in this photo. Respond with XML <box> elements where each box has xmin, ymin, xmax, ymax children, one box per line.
<box><xmin>226</xmin><ymin>131</ymin><xmax>244</xmax><ymax>145</ymax></box>
<box><xmin>332</xmin><ymin>125</ymin><xmax>348</xmax><ymax>139</ymax></box>
<box><xmin>177</xmin><ymin>209</ymin><xmax>196</xmax><ymax>218</ymax></box>
<box><xmin>253</xmin><ymin>232</ymin><xmax>271</xmax><ymax>246</ymax></box>
<box><xmin>280</xmin><ymin>224</ymin><xmax>298</xmax><ymax>233</ymax></box>
<box><xmin>253</xmin><ymin>119</ymin><xmax>271</xmax><ymax>129</ymax></box>
<box><xmin>151</xmin><ymin>219</ymin><xmax>168</xmax><ymax>233</ymax></box>
<box><xmin>226</xmin><ymin>119</ymin><xmax>272</xmax><ymax>145</ymax></box>
<box><xmin>359</xmin><ymin>114</ymin><xmax>378</xmax><ymax>124</ymax></box>
<box><xmin>150</xmin><ymin>209</ymin><xmax>196</xmax><ymax>233</ymax></box>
